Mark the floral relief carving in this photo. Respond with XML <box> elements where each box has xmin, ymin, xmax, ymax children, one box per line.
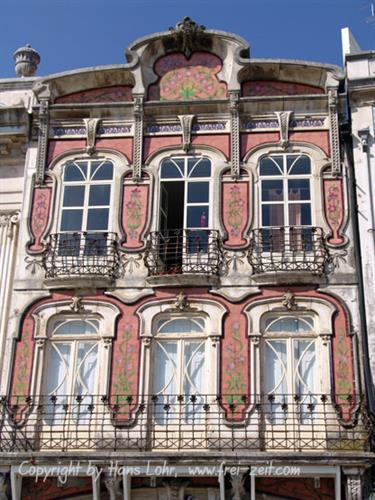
<box><xmin>121</xmin><ymin>183</ymin><xmax>149</xmax><ymax>249</ymax></box>
<box><xmin>222</xmin><ymin>181</ymin><xmax>249</xmax><ymax>247</ymax></box>
<box><xmin>28</xmin><ymin>185</ymin><xmax>52</xmax><ymax>253</ymax></box>
<box><xmin>324</xmin><ymin>179</ymin><xmax>345</xmax><ymax>245</ymax></box>
<box><xmin>148</xmin><ymin>52</ymin><xmax>227</xmax><ymax>101</ymax></box>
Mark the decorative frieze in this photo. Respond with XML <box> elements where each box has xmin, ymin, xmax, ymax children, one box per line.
<box><xmin>323</xmin><ymin>178</ymin><xmax>346</xmax><ymax>246</ymax></box>
<box><xmin>51</xmin><ymin>124</ymin><xmax>132</xmax><ymax>138</ymax></box>
<box><xmin>26</xmin><ymin>180</ymin><xmax>53</xmax><ymax>254</ymax></box>
<box><xmin>120</xmin><ymin>176</ymin><xmax>150</xmax><ymax>250</ymax></box>
<box><xmin>145</xmin><ymin>121</ymin><xmax>227</xmax><ymax>134</ymax></box>
<box><xmin>242</xmin><ymin>117</ymin><xmax>326</xmax><ymax>131</ymax></box>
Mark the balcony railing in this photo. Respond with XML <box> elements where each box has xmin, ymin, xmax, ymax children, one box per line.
<box><xmin>248</xmin><ymin>226</ymin><xmax>329</xmax><ymax>275</ymax></box>
<box><xmin>0</xmin><ymin>394</ymin><xmax>369</xmax><ymax>453</ymax></box>
<box><xmin>43</xmin><ymin>232</ymin><xmax>120</xmax><ymax>279</ymax></box>
<box><xmin>144</xmin><ymin>229</ymin><xmax>222</xmax><ymax>276</ymax></box>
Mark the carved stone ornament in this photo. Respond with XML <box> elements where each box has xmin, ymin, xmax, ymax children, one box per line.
<box><xmin>13</xmin><ymin>44</ymin><xmax>40</xmax><ymax>77</ymax></box>
<box><xmin>178</xmin><ymin>114</ymin><xmax>195</xmax><ymax>152</ymax></box>
<box><xmin>229</xmin><ymin>91</ymin><xmax>240</xmax><ymax>179</ymax></box>
<box><xmin>84</xmin><ymin>118</ymin><xmax>100</xmax><ymax>155</ymax></box>
<box><xmin>70</xmin><ymin>296</ymin><xmax>84</xmax><ymax>313</ymax></box>
<box><xmin>275</xmin><ymin>111</ymin><xmax>292</xmax><ymax>149</ymax></box>
<box><xmin>165</xmin><ymin>17</ymin><xmax>210</xmax><ymax>58</ymax></box>
<box><xmin>0</xmin><ymin>212</ymin><xmax>20</xmax><ymax>239</ymax></box>
<box><xmin>174</xmin><ymin>291</ymin><xmax>189</xmax><ymax>311</ymax></box>
<box><xmin>133</xmin><ymin>95</ymin><xmax>144</xmax><ymax>181</ymax></box>
<box><xmin>0</xmin><ymin>472</ymin><xmax>8</xmax><ymax>500</ymax></box>
<box><xmin>282</xmin><ymin>291</ymin><xmax>297</xmax><ymax>311</ymax></box>
<box><xmin>162</xmin><ymin>479</ymin><xmax>190</xmax><ymax>500</ymax></box>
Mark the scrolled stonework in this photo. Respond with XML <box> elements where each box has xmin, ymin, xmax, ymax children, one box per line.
<box><xmin>178</xmin><ymin>114</ymin><xmax>195</xmax><ymax>152</ymax></box>
<box><xmin>275</xmin><ymin>111</ymin><xmax>292</xmax><ymax>148</ymax></box>
<box><xmin>84</xmin><ymin>118</ymin><xmax>101</xmax><ymax>155</ymax></box>
<box><xmin>0</xmin><ymin>212</ymin><xmax>20</xmax><ymax>239</ymax></box>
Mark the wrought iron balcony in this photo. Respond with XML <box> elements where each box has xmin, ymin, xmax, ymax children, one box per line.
<box><xmin>248</xmin><ymin>226</ymin><xmax>329</xmax><ymax>275</ymax></box>
<box><xmin>144</xmin><ymin>229</ymin><xmax>222</xmax><ymax>276</ymax></box>
<box><xmin>0</xmin><ymin>394</ymin><xmax>369</xmax><ymax>453</ymax></box>
<box><xmin>43</xmin><ymin>232</ymin><xmax>120</xmax><ymax>280</ymax></box>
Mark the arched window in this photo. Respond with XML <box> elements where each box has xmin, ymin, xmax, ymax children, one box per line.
<box><xmin>43</xmin><ymin>317</ymin><xmax>100</xmax><ymax>424</ymax></box>
<box><xmin>152</xmin><ymin>316</ymin><xmax>207</xmax><ymax>424</ymax></box>
<box><xmin>262</xmin><ymin>315</ymin><xmax>317</xmax><ymax>423</ymax></box>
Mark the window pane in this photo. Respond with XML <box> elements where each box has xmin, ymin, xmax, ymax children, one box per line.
<box><xmin>158</xmin><ymin>318</ymin><xmax>204</xmax><ymax>333</ymax></box>
<box><xmin>161</xmin><ymin>160</ymin><xmax>183</xmax><ymax>178</ymax></box>
<box><xmin>261</xmin><ymin>180</ymin><xmax>283</xmax><ymax>202</ymax></box>
<box><xmin>265</xmin><ymin>317</ymin><xmax>313</xmax><ymax>333</ymax></box>
<box><xmin>89</xmin><ymin>185</ymin><xmax>111</xmax><ymax>206</ymax></box>
<box><xmin>64</xmin><ymin>162</ymin><xmax>87</xmax><ymax>181</ymax></box>
<box><xmin>74</xmin><ymin>342</ymin><xmax>98</xmax><ymax>395</ymax></box>
<box><xmin>260</xmin><ymin>157</ymin><xmax>283</xmax><ymax>176</ymax></box>
<box><xmin>288</xmin><ymin>204</ymin><xmax>311</xmax><ymax>226</ymax></box>
<box><xmin>187</xmin><ymin>206</ymin><xmax>209</xmax><ymax>228</ymax></box>
<box><xmin>91</xmin><ymin>161</ymin><xmax>113</xmax><ymax>180</ymax></box>
<box><xmin>294</xmin><ymin>340</ymin><xmax>315</xmax><ymax>395</ymax></box>
<box><xmin>188</xmin><ymin>158</ymin><xmax>211</xmax><ymax>177</ymax></box>
<box><xmin>54</xmin><ymin>320</ymin><xmax>98</xmax><ymax>336</ymax></box>
<box><xmin>153</xmin><ymin>342</ymin><xmax>178</xmax><ymax>395</ymax></box>
<box><xmin>87</xmin><ymin>209</ymin><xmax>109</xmax><ymax>230</ymax></box>
<box><xmin>287</xmin><ymin>155</ymin><xmax>311</xmax><ymax>175</ymax></box>
<box><xmin>63</xmin><ymin>186</ymin><xmax>85</xmax><ymax>207</ymax></box>
<box><xmin>60</xmin><ymin>210</ymin><xmax>83</xmax><ymax>231</ymax></box>
<box><xmin>187</xmin><ymin>182</ymin><xmax>209</xmax><ymax>203</ymax></box>
<box><xmin>264</xmin><ymin>340</ymin><xmax>287</xmax><ymax>395</ymax></box>
<box><xmin>262</xmin><ymin>205</ymin><xmax>284</xmax><ymax>227</ymax></box>
<box><xmin>45</xmin><ymin>343</ymin><xmax>71</xmax><ymax>396</ymax></box>
<box><xmin>183</xmin><ymin>341</ymin><xmax>205</xmax><ymax>394</ymax></box>
<box><xmin>288</xmin><ymin>179</ymin><xmax>310</xmax><ymax>201</ymax></box>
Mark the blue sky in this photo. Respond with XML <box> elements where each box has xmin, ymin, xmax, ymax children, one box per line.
<box><xmin>0</xmin><ymin>0</ymin><xmax>374</xmax><ymax>78</ymax></box>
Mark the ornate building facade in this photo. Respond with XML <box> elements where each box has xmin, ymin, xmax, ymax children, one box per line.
<box><xmin>0</xmin><ymin>18</ymin><xmax>373</xmax><ymax>499</ymax></box>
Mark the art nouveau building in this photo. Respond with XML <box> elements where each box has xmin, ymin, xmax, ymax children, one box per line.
<box><xmin>0</xmin><ymin>19</ymin><xmax>373</xmax><ymax>499</ymax></box>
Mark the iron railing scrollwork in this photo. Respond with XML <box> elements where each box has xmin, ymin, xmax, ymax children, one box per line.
<box><xmin>248</xmin><ymin>226</ymin><xmax>329</xmax><ymax>275</ymax></box>
<box><xmin>0</xmin><ymin>393</ymin><xmax>370</xmax><ymax>452</ymax></box>
<box><xmin>144</xmin><ymin>229</ymin><xmax>223</xmax><ymax>276</ymax></box>
<box><xmin>43</xmin><ymin>232</ymin><xmax>120</xmax><ymax>279</ymax></box>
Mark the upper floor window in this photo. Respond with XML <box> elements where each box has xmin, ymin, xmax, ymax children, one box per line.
<box><xmin>60</xmin><ymin>159</ymin><xmax>114</xmax><ymax>234</ymax></box>
<box><xmin>259</xmin><ymin>154</ymin><xmax>312</xmax><ymax>228</ymax></box>
<box><xmin>159</xmin><ymin>156</ymin><xmax>212</xmax><ymax>231</ymax></box>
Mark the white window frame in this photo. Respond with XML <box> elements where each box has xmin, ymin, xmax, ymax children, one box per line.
<box><xmin>259</xmin><ymin>153</ymin><xmax>314</xmax><ymax>228</ymax></box>
<box><xmin>58</xmin><ymin>158</ymin><xmax>114</xmax><ymax>235</ymax></box>
<box><xmin>159</xmin><ymin>155</ymin><xmax>213</xmax><ymax>231</ymax></box>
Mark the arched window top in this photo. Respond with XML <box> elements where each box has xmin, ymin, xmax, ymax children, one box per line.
<box><xmin>156</xmin><ymin>317</ymin><xmax>205</xmax><ymax>334</ymax></box>
<box><xmin>259</xmin><ymin>154</ymin><xmax>311</xmax><ymax>177</ymax></box>
<box><xmin>51</xmin><ymin>318</ymin><xmax>99</xmax><ymax>337</ymax></box>
<box><xmin>264</xmin><ymin>315</ymin><xmax>314</xmax><ymax>334</ymax></box>
<box><xmin>63</xmin><ymin>159</ymin><xmax>114</xmax><ymax>182</ymax></box>
<box><xmin>160</xmin><ymin>157</ymin><xmax>211</xmax><ymax>179</ymax></box>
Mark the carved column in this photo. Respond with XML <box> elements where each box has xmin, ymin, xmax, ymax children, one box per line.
<box><xmin>230</xmin><ymin>473</ymin><xmax>246</xmax><ymax>500</ymax></box>
<box><xmin>104</xmin><ymin>473</ymin><xmax>122</xmax><ymax>500</ymax></box>
<box><xmin>343</xmin><ymin>467</ymin><xmax>364</xmax><ymax>500</ymax></box>
<box><xmin>35</xmin><ymin>97</ymin><xmax>50</xmax><ymax>185</ymax></box>
<box><xmin>0</xmin><ymin>472</ymin><xmax>9</xmax><ymax>500</ymax></box>
<box><xmin>133</xmin><ymin>94</ymin><xmax>144</xmax><ymax>181</ymax></box>
<box><xmin>328</xmin><ymin>87</ymin><xmax>341</xmax><ymax>176</ymax></box>
<box><xmin>229</xmin><ymin>91</ymin><xmax>240</xmax><ymax>179</ymax></box>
